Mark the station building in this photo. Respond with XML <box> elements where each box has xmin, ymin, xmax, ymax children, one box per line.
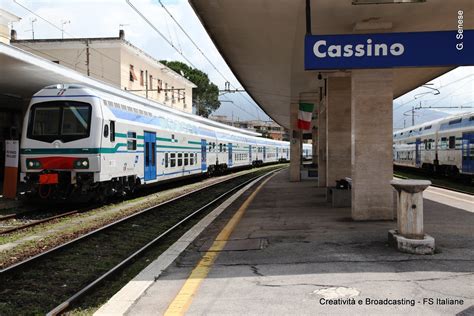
<box><xmin>189</xmin><ymin>0</ymin><xmax>474</xmax><ymax>221</ymax></box>
<box><xmin>0</xmin><ymin>9</ymin><xmax>196</xmax><ymax>182</ymax></box>
<box><xmin>11</xmin><ymin>30</ymin><xmax>196</xmax><ymax>113</ymax></box>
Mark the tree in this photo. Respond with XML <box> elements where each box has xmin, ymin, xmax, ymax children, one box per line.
<box><xmin>160</xmin><ymin>60</ymin><xmax>220</xmax><ymax>117</ymax></box>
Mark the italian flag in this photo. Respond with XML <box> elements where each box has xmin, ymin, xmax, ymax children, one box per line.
<box><xmin>297</xmin><ymin>102</ymin><xmax>314</xmax><ymax>130</ymax></box>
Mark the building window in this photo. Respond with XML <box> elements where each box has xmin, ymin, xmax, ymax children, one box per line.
<box><xmin>165</xmin><ymin>83</ymin><xmax>168</xmax><ymax>100</ymax></box>
<box><xmin>140</xmin><ymin>70</ymin><xmax>144</xmax><ymax>86</ymax></box>
<box><xmin>158</xmin><ymin>79</ymin><xmax>162</xmax><ymax>93</ymax></box>
<box><xmin>183</xmin><ymin>91</ymin><xmax>186</xmax><ymax>108</ymax></box>
<box><xmin>129</xmin><ymin>65</ymin><xmax>137</xmax><ymax>82</ymax></box>
<box><xmin>149</xmin><ymin>75</ymin><xmax>153</xmax><ymax>90</ymax></box>
<box><xmin>171</xmin><ymin>86</ymin><xmax>175</xmax><ymax>103</ymax></box>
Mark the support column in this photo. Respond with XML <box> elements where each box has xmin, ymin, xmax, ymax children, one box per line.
<box><xmin>326</xmin><ymin>77</ymin><xmax>351</xmax><ymax>187</ymax></box>
<box><xmin>290</xmin><ymin>103</ymin><xmax>302</xmax><ymax>182</ymax></box>
<box><xmin>317</xmin><ymin>100</ymin><xmax>327</xmax><ymax>187</ymax></box>
<box><xmin>351</xmin><ymin>69</ymin><xmax>394</xmax><ymax>220</ymax></box>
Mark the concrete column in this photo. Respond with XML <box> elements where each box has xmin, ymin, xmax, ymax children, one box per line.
<box><xmin>351</xmin><ymin>69</ymin><xmax>394</xmax><ymax>220</ymax></box>
<box><xmin>326</xmin><ymin>77</ymin><xmax>351</xmax><ymax>187</ymax></box>
<box><xmin>290</xmin><ymin>103</ymin><xmax>301</xmax><ymax>182</ymax></box>
<box><xmin>317</xmin><ymin>100</ymin><xmax>327</xmax><ymax>187</ymax></box>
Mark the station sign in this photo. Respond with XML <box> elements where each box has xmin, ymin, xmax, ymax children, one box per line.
<box><xmin>304</xmin><ymin>30</ymin><xmax>474</xmax><ymax>70</ymax></box>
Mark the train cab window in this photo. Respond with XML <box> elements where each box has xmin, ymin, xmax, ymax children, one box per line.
<box><xmin>170</xmin><ymin>153</ymin><xmax>176</xmax><ymax>167</ymax></box>
<box><xmin>110</xmin><ymin>121</ymin><xmax>115</xmax><ymax>142</ymax></box>
<box><xmin>178</xmin><ymin>153</ymin><xmax>183</xmax><ymax>167</ymax></box>
<box><xmin>449</xmin><ymin>136</ymin><xmax>456</xmax><ymax>149</ymax></box>
<box><xmin>28</xmin><ymin>101</ymin><xmax>92</xmax><ymax>143</ymax></box>
<box><xmin>165</xmin><ymin>153</ymin><xmax>169</xmax><ymax>168</ymax></box>
<box><xmin>184</xmin><ymin>153</ymin><xmax>189</xmax><ymax>166</ymax></box>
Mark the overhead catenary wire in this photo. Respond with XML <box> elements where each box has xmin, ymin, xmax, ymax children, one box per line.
<box><xmin>155</xmin><ymin>0</ymin><xmax>263</xmax><ymax>121</ymax></box>
<box><xmin>126</xmin><ymin>0</ymin><xmax>261</xmax><ymax>120</ymax></box>
<box><xmin>13</xmin><ymin>0</ymin><xmax>123</xmax><ymax>68</ymax></box>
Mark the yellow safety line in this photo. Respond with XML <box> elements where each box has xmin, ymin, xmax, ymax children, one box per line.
<box><xmin>164</xmin><ymin>172</ymin><xmax>277</xmax><ymax>316</ymax></box>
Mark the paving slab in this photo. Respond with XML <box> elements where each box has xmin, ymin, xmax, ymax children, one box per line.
<box><xmin>118</xmin><ymin>169</ymin><xmax>474</xmax><ymax>315</ymax></box>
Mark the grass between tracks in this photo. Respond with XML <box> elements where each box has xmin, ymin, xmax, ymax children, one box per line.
<box><xmin>0</xmin><ymin>165</ymin><xmax>283</xmax><ymax>315</ymax></box>
<box><xmin>0</xmin><ymin>165</ymin><xmax>284</xmax><ymax>268</ymax></box>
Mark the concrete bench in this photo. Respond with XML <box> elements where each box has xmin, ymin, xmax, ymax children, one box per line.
<box><xmin>327</xmin><ymin>186</ymin><xmax>351</xmax><ymax>208</ymax></box>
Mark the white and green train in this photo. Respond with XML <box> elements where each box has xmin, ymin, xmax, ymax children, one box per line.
<box><xmin>21</xmin><ymin>84</ymin><xmax>312</xmax><ymax>200</ymax></box>
<box><xmin>393</xmin><ymin>112</ymin><xmax>474</xmax><ymax>176</ymax></box>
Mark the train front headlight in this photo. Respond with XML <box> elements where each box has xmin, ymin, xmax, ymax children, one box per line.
<box><xmin>74</xmin><ymin>158</ymin><xmax>89</xmax><ymax>169</ymax></box>
<box><xmin>26</xmin><ymin>159</ymin><xmax>42</xmax><ymax>169</ymax></box>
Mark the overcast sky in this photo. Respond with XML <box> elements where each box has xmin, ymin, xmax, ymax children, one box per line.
<box><xmin>2</xmin><ymin>0</ymin><xmax>473</xmax><ymax>124</ymax></box>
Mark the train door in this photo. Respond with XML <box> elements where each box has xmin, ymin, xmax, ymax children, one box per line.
<box><xmin>200</xmin><ymin>139</ymin><xmax>207</xmax><ymax>171</ymax></box>
<box><xmin>144</xmin><ymin>131</ymin><xmax>156</xmax><ymax>181</ymax></box>
<box><xmin>415</xmin><ymin>138</ymin><xmax>421</xmax><ymax>167</ymax></box>
<box><xmin>249</xmin><ymin>145</ymin><xmax>252</xmax><ymax>163</ymax></box>
<box><xmin>263</xmin><ymin>146</ymin><xmax>266</xmax><ymax>162</ymax></box>
<box><xmin>462</xmin><ymin>132</ymin><xmax>474</xmax><ymax>174</ymax></box>
<box><xmin>228</xmin><ymin>143</ymin><xmax>233</xmax><ymax>167</ymax></box>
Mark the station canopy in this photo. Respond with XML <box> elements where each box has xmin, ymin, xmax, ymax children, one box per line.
<box><xmin>0</xmin><ymin>43</ymin><xmax>260</xmax><ymax>136</ymax></box>
<box><xmin>189</xmin><ymin>0</ymin><xmax>474</xmax><ymax>128</ymax></box>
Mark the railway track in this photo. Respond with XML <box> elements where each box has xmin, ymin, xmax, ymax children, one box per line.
<box><xmin>0</xmin><ymin>166</ymin><xmax>282</xmax><ymax>315</ymax></box>
<box><xmin>393</xmin><ymin>173</ymin><xmax>473</xmax><ymax>195</ymax></box>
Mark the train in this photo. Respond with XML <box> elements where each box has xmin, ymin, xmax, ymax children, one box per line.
<box><xmin>20</xmin><ymin>84</ymin><xmax>312</xmax><ymax>200</ymax></box>
<box><xmin>393</xmin><ymin>111</ymin><xmax>474</xmax><ymax>177</ymax></box>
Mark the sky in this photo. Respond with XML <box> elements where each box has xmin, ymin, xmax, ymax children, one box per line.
<box><xmin>2</xmin><ymin>0</ymin><xmax>473</xmax><ymax>125</ymax></box>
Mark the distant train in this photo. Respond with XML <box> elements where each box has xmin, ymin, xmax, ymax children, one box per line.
<box><xmin>393</xmin><ymin>112</ymin><xmax>474</xmax><ymax>176</ymax></box>
<box><xmin>20</xmin><ymin>84</ymin><xmax>312</xmax><ymax>200</ymax></box>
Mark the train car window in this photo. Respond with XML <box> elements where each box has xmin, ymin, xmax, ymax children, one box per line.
<box><xmin>104</xmin><ymin>124</ymin><xmax>109</xmax><ymax>138</ymax></box>
<box><xmin>440</xmin><ymin>137</ymin><xmax>447</xmax><ymax>149</ymax></box>
<box><xmin>165</xmin><ymin>153</ymin><xmax>169</xmax><ymax>168</ymax></box>
<box><xmin>127</xmin><ymin>131</ymin><xmax>137</xmax><ymax>150</ymax></box>
<box><xmin>424</xmin><ymin>125</ymin><xmax>432</xmax><ymax>130</ymax></box>
<box><xmin>152</xmin><ymin>143</ymin><xmax>156</xmax><ymax>165</ymax></box>
<box><xmin>448</xmin><ymin>118</ymin><xmax>462</xmax><ymax>125</ymax></box>
<box><xmin>110</xmin><ymin>121</ymin><xmax>115</xmax><ymax>142</ymax></box>
<box><xmin>178</xmin><ymin>153</ymin><xmax>183</xmax><ymax>167</ymax></box>
<box><xmin>190</xmin><ymin>153</ymin><xmax>194</xmax><ymax>165</ymax></box>
<box><xmin>219</xmin><ymin>143</ymin><xmax>223</xmax><ymax>152</ymax></box>
<box><xmin>448</xmin><ymin>136</ymin><xmax>456</xmax><ymax>149</ymax></box>
<box><xmin>470</xmin><ymin>116</ymin><xmax>474</xmax><ymax>121</ymax></box>
<box><xmin>213</xmin><ymin>142</ymin><xmax>216</xmax><ymax>149</ymax></box>
<box><xmin>170</xmin><ymin>153</ymin><xmax>176</xmax><ymax>167</ymax></box>
<box><xmin>223</xmin><ymin>144</ymin><xmax>227</xmax><ymax>152</ymax></box>
<box><xmin>184</xmin><ymin>153</ymin><xmax>189</xmax><ymax>166</ymax></box>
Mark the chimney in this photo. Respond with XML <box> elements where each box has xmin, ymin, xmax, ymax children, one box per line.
<box><xmin>10</xmin><ymin>29</ymin><xmax>17</xmax><ymax>40</ymax></box>
<box><xmin>119</xmin><ymin>29</ymin><xmax>125</xmax><ymax>39</ymax></box>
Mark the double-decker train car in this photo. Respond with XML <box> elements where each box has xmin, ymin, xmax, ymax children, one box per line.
<box><xmin>393</xmin><ymin>112</ymin><xmax>474</xmax><ymax>176</ymax></box>
<box><xmin>20</xmin><ymin>84</ymin><xmax>311</xmax><ymax>200</ymax></box>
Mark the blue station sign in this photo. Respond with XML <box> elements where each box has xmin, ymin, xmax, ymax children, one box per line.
<box><xmin>304</xmin><ymin>30</ymin><xmax>474</xmax><ymax>70</ymax></box>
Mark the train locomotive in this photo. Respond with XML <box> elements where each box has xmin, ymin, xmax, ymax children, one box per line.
<box><xmin>20</xmin><ymin>84</ymin><xmax>312</xmax><ymax>200</ymax></box>
<box><xmin>393</xmin><ymin>112</ymin><xmax>474</xmax><ymax>177</ymax></box>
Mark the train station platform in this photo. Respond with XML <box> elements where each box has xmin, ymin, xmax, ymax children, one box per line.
<box><xmin>96</xmin><ymin>169</ymin><xmax>474</xmax><ymax>315</ymax></box>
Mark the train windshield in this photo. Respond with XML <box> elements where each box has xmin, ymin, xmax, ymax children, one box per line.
<box><xmin>28</xmin><ymin>101</ymin><xmax>92</xmax><ymax>143</ymax></box>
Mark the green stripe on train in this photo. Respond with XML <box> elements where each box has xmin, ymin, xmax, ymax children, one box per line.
<box><xmin>21</xmin><ymin>143</ymin><xmax>128</xmax><ymax>155</ymax></box>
